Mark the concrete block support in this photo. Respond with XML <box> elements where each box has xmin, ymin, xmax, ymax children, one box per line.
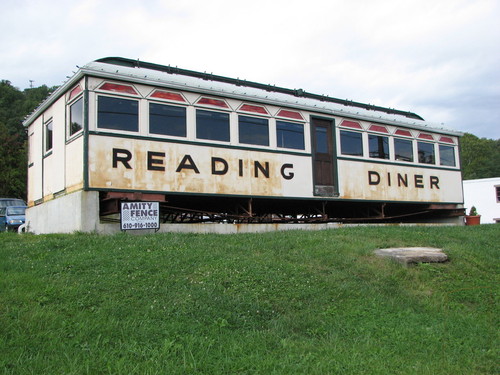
<box><xmin>26</xmin><ymin>191</ymin><xmax>100</xmax><ymax>234</ymax></box>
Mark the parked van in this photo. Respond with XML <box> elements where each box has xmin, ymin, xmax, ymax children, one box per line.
<box><xmin>0</xmin><ymin>199</ymin><xmax>27</xmax><ymax>232</ymax></box>
<box><xmin>0</xmin><ymin>206</ymin><xmax>26</xmax><ymax>231</ymax></box>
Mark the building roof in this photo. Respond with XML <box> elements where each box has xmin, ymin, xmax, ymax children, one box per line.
<box><xmin>463</xmin><ymin>177</ymin><xmax>500</xmax><ymax>184</ymax></box>
<box><xmin>23</xmin><ymin>57</ymin><xmax>463</xmax><ymax>136</ymax></box>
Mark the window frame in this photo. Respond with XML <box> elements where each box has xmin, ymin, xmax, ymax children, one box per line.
<box><xmin>417</xmin><ymin>141</ymin><xmax>435</xmax><ymax>164</ymax></box>
<box><xmin>238</xmin><ymin>114</ymin><xmax>269</xmax><ymax>146</ymax></box>
<box><xmin>148</xmin><ymin>101</ymin><xmax>187</xmax><ymax>138</ymax></box>
<box><xmin>195</xmin><ymin>108</ymin><xmax>230</xmax><ymax>143</ymax></box>
<box><xmin>438</xmin><ymin>144</ymin><xmax>456</xmax><ymax>167</ymax></box>
<box><xmin>28</xmin><ymin>132</ymin><xmax>35</xmax><ymax>167</ymax></box>
<box><xmin>44</xmin><ymin>119</ymin><xmax>53</xmax><ymax>154</ymax></box>
<box><xmin>339</xmin><ymin>129</ymin><xmax>363</xmax><ymax>157</ymax></box>
<box><xmin>67</xmin><ymin>95</ymin><xmax>84</xmax><ymax>139</ymax></box>
<box><xmin>276</xmin><ymin>120</ymin><xmax>305</xmax><ymax>150</ymax></box>
<box><xmin>394</xmin><ymin>137</ymin><xmax>414</xmax><ymax>162</ymax></box>
<box><xmin>96</xmin><ymin>94</ymin><xmax>140</xmax><ymax>133</ymax></box>
<box><xmin>368</xmin><ymin>133</ymin><xmax>390</xmax><ymax>160</ymax></box>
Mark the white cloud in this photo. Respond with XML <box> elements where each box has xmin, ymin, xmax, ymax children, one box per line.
<box><xmin>0</xmin><ymin>0</ymin><xmax>498</xmax><ymax>138</ymax></box>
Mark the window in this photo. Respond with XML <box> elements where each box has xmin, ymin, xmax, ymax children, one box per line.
<box><xmin>196</xmin><ymin>109</ymin><xmax>230</xmax><ymax>142</ymax></box>
<box><xmin>28</xmin><ymin>133</ymin><xmax>34</xmax><ymax>166</ymax></box>
<box><xmin>276</xmin><ymin>121</ymin><xmax>305</xmax><ymax>150</ymax></box>
<box><xmin>394</xmin><ymin>138</ymin><xmax>413</xmax><ymax>162</ymax></box>
<box><xmin>45</xmin><ymin>120</ymin><xmax>53</xmax><ymax>152</ymax></box>
<box><xmin>369</xmin><ymin>134</ymin><xmax>389</xmax><ymax>159</ymax></box>
<box><xmin>69</xmin><ymin>97</ymin><xmax>83</xmax><ymax>136</ymax></box>
<box><xmin>315</xmin><ymin>127</ymin><xmax>329</xmax><ymax>153</ymax></box>
<box><xmin>439</xmin><ymin>145</ymin><xmax>456</xmax><ymax>166</ymax></box>
<box><xmin>97</xmin><ymin>96</ymin><xmax>138</xmax><ymax>132</ymax></box>
<box><xmin>340</xmin><ymin>130</ymin><xmax>363</xmax><ymax>156</ymax></box>
<box><xmin>238</xmin><ymin>115</ymin><xmax>269</xmax><ymax>146</ymax></box>
<box><xmin>496</xmin><ymin>186</ymin><xmax>500</xmax><ymax>203</ymax></box>
<box><xmin>418</xmin><ymin>142</ymin><xmax>435</xmax><ymax>164</ymax></box>
<box><xmin>149</xmin><ymin>103</ymin><xmax>186</xmax><ymax>137</ymax></box>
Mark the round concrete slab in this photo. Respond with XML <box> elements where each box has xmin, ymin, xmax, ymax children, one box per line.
<box><xmin>374</xmin><ymin>247</ymin><xmax>448</xmax><ymax>265</ymax></box>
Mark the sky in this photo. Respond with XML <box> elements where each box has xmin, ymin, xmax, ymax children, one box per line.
<box><xmin>1</xmin><ymin>0</ymin><xmax>499</xmax><ymax>139</ymax></box>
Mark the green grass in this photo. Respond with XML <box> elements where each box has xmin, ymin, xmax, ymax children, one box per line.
<box><xmin>1</xmin><ymin>225</ymin><xmax>498</xmax><ymax>374</ymax></box>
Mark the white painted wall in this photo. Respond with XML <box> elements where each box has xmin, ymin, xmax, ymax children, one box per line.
<box><xmin>26</xmin><ymin>191</ymin><xmax>100</xmax><ymax>234</ymax></box>
<box><xmin>463</xmin><ymin>178</ymin><xmax>500</xmax><ymax>224</ymax></box>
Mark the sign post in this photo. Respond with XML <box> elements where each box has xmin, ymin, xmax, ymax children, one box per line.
<box><xmin>120</xmin><ymin>201</ymin><xmax>160</xmax><ymax>231</ymax></box>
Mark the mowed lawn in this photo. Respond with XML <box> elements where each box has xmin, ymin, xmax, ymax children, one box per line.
<box><xmin>1</xmin><ymin>225</ymin><xmax>498</xmax><ymax>374</ymax></box>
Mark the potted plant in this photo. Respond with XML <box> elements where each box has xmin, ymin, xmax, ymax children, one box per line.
<box><xmin>465</xmin><ymin>206</ymin><xmax>481</xmax><ymax>226</ymax></box>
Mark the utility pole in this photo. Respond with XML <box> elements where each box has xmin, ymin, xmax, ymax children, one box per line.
<box><xmin>29</xmin><ymin>80</ymin><xmax>34</xmax><ymax>88</ymax></box>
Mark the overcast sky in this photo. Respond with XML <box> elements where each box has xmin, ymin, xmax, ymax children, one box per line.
<box><xmin>1</xmin><ymin>0</ymin><xmax>499</xmax><ymax>139</ymax></box>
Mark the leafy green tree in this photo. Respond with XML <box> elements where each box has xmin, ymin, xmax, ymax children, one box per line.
<box><xmin>460</xmin><ymin>133</ymin><xmax>500</xmax><ymax>179</ymax></box>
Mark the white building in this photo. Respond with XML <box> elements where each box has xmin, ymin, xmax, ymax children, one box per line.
<box><xmin>463</xmin><ymin>178</ymin><xmax>500</xmax><ymax>224</ymax></box>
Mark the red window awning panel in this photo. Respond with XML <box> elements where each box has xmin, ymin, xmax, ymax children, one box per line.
<box><xmin>418</xmin><ymin>133</ymin><xmax>434</xmax><ymax>140</ymax></box>
<box><xmin>369</xmin><ymin>124</ymin><xmax>389</xmax><ymax>133</ymax></box>
<box><xmin>99</xmin><ymin>83</ymin><xmax>138</xmax><ymax>95</ymax></box>
<box><xmin>395</xmin><ymin>129</ymin><xmax>412</xmax><ymax>137</ymax></box>
<box><xmin>240</xmin><ymin>104</ymin><xmax>268</xmax><ymax>115</ymax></box>
<box><xmin>197</xmin><ymin>97</ymin><xmax>229</xmax><ymax>108</ymax></box>
<box><xmin>439</xmin><ymin>136</ymin><xmax>454</xmax><ymax>144</ymax></box>
<box><xmin>151</xmin><ymin>90</ymin><xmax>186</xmax><ymax>102</ymax></box>
<box><xmin>277</xmin><ymin>109</ymin><xmax>304</xmax><ymax>120</ymax></box>
<box><xmin>69</xmin><ymin>85</ymin><xmax>82</xmax><ymax>101</ymax></box>
<box><xmin>340</xmin><ymin>120</ymin><xmax>363</xmax><ymax>129</ymax></box>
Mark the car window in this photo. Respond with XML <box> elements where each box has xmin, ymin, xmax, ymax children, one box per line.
<box><xmin>7</xmin><ymin>207</ymin><xmax>26</xmax><ymax>215</ymax></box>
<box><xmin>0</xmin><ymin>199</ymin><xmax>25</xmax><ymax>208</ymax></box>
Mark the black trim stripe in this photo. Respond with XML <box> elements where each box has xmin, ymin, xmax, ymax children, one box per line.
<box><xmin>87</xmin><ymin>186</ymin><xmax>462</xmax><ymax>205</ymax></box>
<box><xmin>336</xmin><ymin>156</ymin><xmax>461</xmax><ymax>172</ymax></box>
<box><xmin>88</xmin><ymin>130</ymin><xmax>311</xmax><ymax>157</ymax></box>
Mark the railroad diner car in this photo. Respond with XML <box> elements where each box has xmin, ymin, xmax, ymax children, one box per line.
<box><xmin>24</xmin><ymin>57</ymin><xmax>464</xmax><ymax>233</ymax></box>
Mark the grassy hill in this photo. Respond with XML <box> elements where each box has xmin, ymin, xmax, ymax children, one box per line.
<box><xmin>1</xmin><ymin>225</ymin><xmax>498</xmax><ymax>374</ymax></box>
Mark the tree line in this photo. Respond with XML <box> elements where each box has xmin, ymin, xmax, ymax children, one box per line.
<box><xmin>0</xmin><ymin>80</ymin><xmax>499</xmax><ymax>200</ymax></box>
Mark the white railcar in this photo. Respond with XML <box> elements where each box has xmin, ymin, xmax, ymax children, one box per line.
<box><xmin>24</xmin><ymin>57</ymin><xmax>464</xmax><ymax>233</ymax></box>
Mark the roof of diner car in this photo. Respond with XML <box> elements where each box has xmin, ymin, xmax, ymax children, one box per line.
<box><xmin>23</xmin><ymin>56</ymin><xmax>462</xmax><ymax>136</ymax></box>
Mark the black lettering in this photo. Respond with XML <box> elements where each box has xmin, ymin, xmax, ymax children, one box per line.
<box><xmin>280</xmin><ymin>164</ymin><xmax>294</xmax><ymax>180</ymax></box>
<box><xmin>176</xmin><ymin>154</ymin><xmax>200</xmax><ymax>174</ymax></box>
<box><xmin>368</xmin><ymin>171</ymin><xmax>380</xmax><ymax>185</ymax></box>
<box><xmin>147</xmin><ymin>151</ymin><xmax>165</xmax><ymax>171</ymax></box>
<box><xmin>430</xmin><ymin>176</ymin><xmax>440</xmax><ymax>189</ymax></box>
<box><xmin>397</xmin><ymin>173</ymin><xmax>408</xmax><ymax>187</ymax></box>
<box><xmin>112</xmin><ymin>148</ymin><xmax>132</xmax><ymax>169</ymax></box>
<box><xmin>238</xmin><ymin>159</ymin><xmax>244</xmax><ymax>177</ymax></box>
<box><xmin>211</xmin><ymin>157</ymin><xmax>228</xmax><ymax>175</ymax></box>
<box><xmin>414</xmin><ymin>174</ymin><xmax>424</xmax><ymax>188</ymax></box>
<box><xmin>254</xmin><ymin>161</ymin><xmax>269</xmax><ymax>178</ymax></box>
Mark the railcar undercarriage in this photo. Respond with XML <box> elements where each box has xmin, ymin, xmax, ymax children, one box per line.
<box><xmin>99</xmin><ymin>192</ymin><xmax>464</xmax><ymax>224</ymax></box>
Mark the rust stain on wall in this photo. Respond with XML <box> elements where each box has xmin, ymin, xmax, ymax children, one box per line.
<box><xmin>88</xmin><ymin>136</ymin><xmax>304</xmax><ymax>197</ymax></box>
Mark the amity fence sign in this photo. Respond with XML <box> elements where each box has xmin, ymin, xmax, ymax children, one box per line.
<box><xmin>120</xmin><ymin>202</ymin><xmax>160</xmax><ymax>231</ymax></box>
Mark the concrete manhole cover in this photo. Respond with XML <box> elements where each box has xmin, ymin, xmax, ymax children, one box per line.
<box><xmin>374</xmin><ymin>247</ymin><xmax>448</xmax><ymax>265</ymax></box>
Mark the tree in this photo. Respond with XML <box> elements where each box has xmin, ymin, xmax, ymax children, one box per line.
<box><xmin>460</xmin><ymin>133</ymin><xmax>500</xmax><ymax>180</ymax></box>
